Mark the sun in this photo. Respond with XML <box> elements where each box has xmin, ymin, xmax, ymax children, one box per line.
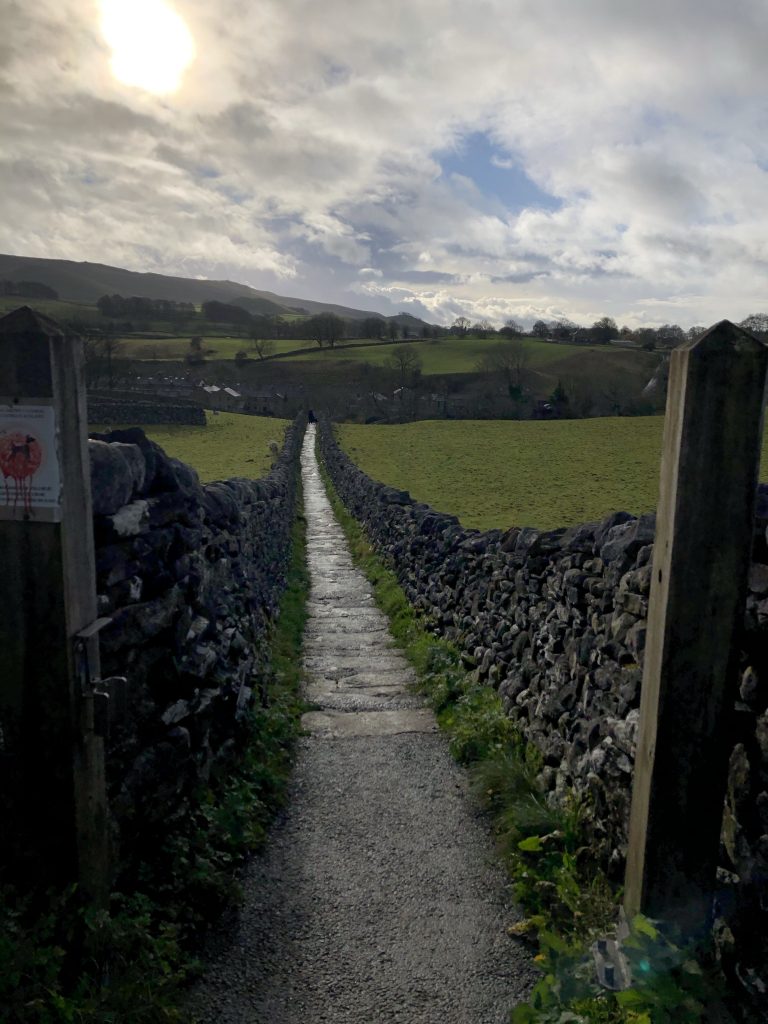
<box><xmin>100</xmin><ymin>0</ymin><xmax>195</xmax><ymax>95</ymax></box>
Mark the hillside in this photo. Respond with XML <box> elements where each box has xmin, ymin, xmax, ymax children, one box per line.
<box><xmin>0</xmin><ymin>253</ymin><xmax>409</xmax><ymax>323</ymax></box>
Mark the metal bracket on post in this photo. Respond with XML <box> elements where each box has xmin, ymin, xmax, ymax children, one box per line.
<box><xmin>74</xmin><ymin>614</ymin><xmax>126</xmax><ymax>737</ymax></box>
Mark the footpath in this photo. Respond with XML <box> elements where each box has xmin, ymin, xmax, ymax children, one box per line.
<box><xmin>188</xmin><ymin>424</ymin><xmax>534</xmax><ymax>1023</ymax></box>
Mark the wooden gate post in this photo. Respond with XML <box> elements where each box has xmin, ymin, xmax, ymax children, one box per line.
<box><xmin>0</xmin><ymin>307</ymin><xmax>108</xmax><ymax>905</ymax></box>
<box><xmin>624</xmin><ymin>320</ymin><xmax>768</xmax><ymax>938</ymax></box>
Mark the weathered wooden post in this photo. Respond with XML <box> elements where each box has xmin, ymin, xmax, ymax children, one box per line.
<box><xmin>624</xmin><ymin>320</ymin><xmax>768</xmax><ymax>938</ymax></box>
<box><xmin>0</xmin><ymin>307</ymin><xmax>108</xmax><ymax>904</ymax></box>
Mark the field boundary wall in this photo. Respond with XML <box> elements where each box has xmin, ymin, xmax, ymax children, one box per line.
<box><xmin>88</xmin><ymin>395</ymin><xmax>206</xmax><ymax>425</ymax></box>
<box><xmin>317</xmin><ymin>418</ymin><xmax>768</xmax><ymax>998</ymax></box>
<box><xmin>88</xmin><ymin>415</ymin><xmax>304</xmax><ymax>876</ymax></box>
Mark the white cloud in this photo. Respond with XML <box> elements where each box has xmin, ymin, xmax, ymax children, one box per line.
<box><xmin>1</xmin><ymin>1</ymin><xmax>767</xmax><ymax>324</ymax></box>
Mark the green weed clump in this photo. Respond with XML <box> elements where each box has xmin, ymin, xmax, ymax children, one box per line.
<box><xmin>0</xmin><ymin>491</ymin><xmax>310</xmax><ymax>1022</ymax></box>
<box><xmin>318</xmin><ymin>455</ymin><xmax>734</xmax><ymax>1024</ymax></box>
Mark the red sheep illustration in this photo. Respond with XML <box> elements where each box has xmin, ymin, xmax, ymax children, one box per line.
<box><xmin>0</xmin><ymin>432</ymin><xmax>43</xmax><ymax>515</ymax></box>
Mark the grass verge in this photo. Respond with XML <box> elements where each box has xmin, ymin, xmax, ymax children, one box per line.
<box><xmin>316</xmin><ymin>453</ymin><xmax>731</xmax><ymax>1024</ymax></box>
<box><xmin>0</xmin><ymin>485</ymin><xmax>310</xmax><ymax>1023</ymax></box>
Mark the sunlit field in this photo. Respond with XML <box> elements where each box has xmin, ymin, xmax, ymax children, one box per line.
<box><xmin>93</xmin><ymin>412</ymin><xmax>290</xmax><ymax>481</ymax></box>
<box><xmin>118</xmin><ymin>336</ymin><xmax>310</xmax><ymax>360</ymax></box>
<box><xmin>117</xmin><ymin>332</ymin><xmax>656</xmax><ymax>382</ymax></box>
<box><xmin>337</xmin><ymin>418</ymin><xmax>768</xmax><ymax>532</ymax></box>
<box><xmin>297</xmin><ymin>335</ymin><xmax>640</xmax><ymax>375</ymax></box>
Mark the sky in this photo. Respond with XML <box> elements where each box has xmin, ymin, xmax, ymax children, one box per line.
<box><xmin>1</xmin><ymin>0</ymin><xmax>767</xmax><ymax>328</ymax></box>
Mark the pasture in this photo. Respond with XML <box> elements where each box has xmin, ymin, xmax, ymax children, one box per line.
<box><xmin>113</xmin><ymin>334</ymin><xmax>659</xmax><ymax>412</ymax></box>
<box><xmin>297</xmin><ymin>334</ymin><xmax>586</xmax><ymax>374</ymax></box>
<box><xmin>93</xmin><ymin>412</ymin><xmax>290</xmax><ymax>481</ymax></box>
<box><xmin>118</xmin><ymin>336</ymin><xmax>312</xmax><ymax>361</ymax></box>
<box><xmin>337</xmin><ymin>417</ymin><xmax>768</xmax><ymax>531</ymax></box>
<box><xmin>0</xmin><ymin>295</ymin><xmax>103</xmax><ymax>323</ymax></box>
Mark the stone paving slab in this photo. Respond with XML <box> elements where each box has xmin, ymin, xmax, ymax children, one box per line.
<box><xmin>301</xmin><ymin>708</ymin><xmax>438</xmax><ymax>738</ymax></box>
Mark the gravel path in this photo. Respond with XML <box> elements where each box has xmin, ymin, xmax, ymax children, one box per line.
<box><xmin>188</xmin><ymin>425</ymin><xmax>535</xmax><ymax>1023</ymax></box>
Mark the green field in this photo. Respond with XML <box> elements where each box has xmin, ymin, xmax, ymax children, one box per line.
<box><xmin>119</xmin><ymin>336</ymin><xmax>314</xmax><ymax>360</ymax></box>
<box><xmin>0</xmin><ymin>295</ymin><xmax>103</xmax><ymax>323</ymax></box>
<box><xmin>298</xmin><ymin>335</ymin><xmax>589</xmax><ymax>374</ymax></box>
<box><xmin>116</xmin><ymin>332</ymin><xmax>655</xmax><ymax>382</ymax></box>
<box><xmin>338</xmin><ymin>418</ymin><xmax>768</xmax><ymax>531</ymax></box>
<box><xmin>93</xmin><ymin>412</ymin><xmax>290</xmax><ymax>481</ymax></box>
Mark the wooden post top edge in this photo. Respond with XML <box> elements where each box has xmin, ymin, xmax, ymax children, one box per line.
<box><xmin>677</xmin><ymin>319</ymin><xmax>768</xmax><ymax>355</ymax></box>
<box><xmin>0</xmin><ymin>306</ymin><xmax>66</xmax><ymax>338</ymax></box>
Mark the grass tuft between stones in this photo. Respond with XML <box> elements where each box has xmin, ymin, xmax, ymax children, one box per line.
<box><xmin>317</xmin><ymin>451</ymin><xmax>733</xmax><ymax>1024</ymax></box>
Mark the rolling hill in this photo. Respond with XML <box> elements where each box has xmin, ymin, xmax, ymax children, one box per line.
<box><xmin>0</xmin><ymin>253</ymin><xmax>418</xmax><ymax>324</ymax></box>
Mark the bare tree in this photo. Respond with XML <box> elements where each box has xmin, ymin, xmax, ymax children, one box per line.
<box><xmin>306</xmin><ymin>312</ymin><xmax>345</xmax><ymax>348</ymax></box>
<box><xmin>251</xmin><ymin>337</ymin><xmax>275</xmax><ymax>360</ymax></box>
<box><xmin>476</xmin><ymin>338</ymin><xmax>530</xmax><ymax>391</ymax></box>
<box><xmin>83</xmin><ymin>330</ymin><xmax>126</xmax><ymax>389</ymax></box>
<box><xmin>472</xmin><ymin>319</ymin><xmax>495</xmax><ymax>339</ymax></box>
<box><xmin>385</xmin><ymin>345</ymin><xmax>423</xmax><ymax>388</ymax></box>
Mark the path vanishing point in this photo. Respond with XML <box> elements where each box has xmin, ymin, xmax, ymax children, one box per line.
<box><xmin>189</xmin><ymin>425</ymin><xmax>535</xmax><ymax>1023</ymax></box>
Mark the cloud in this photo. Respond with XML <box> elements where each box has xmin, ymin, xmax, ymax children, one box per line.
<box><xmin>0</xmin><ymin>0</ymin><xmax>767</xmax><ymax>324</ymax></box>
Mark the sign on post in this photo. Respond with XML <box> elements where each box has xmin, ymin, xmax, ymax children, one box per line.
<box><xmin>624</xmin><ymin>320</ymin><xmax>768</xmax><ymax>938</ymax></box>
<box><xmin>0</xmin><ymin>402</ymin><xmax>62</xmax><ymax>520</ymax></box>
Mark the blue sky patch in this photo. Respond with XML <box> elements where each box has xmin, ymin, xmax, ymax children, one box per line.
<box><xmin>437</xmin><ymin>132</ymin><xmax>561</xmax><ymax>213</ymax></box>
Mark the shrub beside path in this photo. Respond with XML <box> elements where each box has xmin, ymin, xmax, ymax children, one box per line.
<box><xmin>188</xmin><ymin>424</ymin><xmax>535</xmax><ymax>1023</ymax></box>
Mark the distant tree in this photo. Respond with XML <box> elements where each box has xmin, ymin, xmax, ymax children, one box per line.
<box><xmin>655</xmin><ymin>323</ymin><xmax>685</xmax><ymax>348</ymax></box>
<box><xmin>251</xmin><ymin>337</ymin><xmax>275</xmax><ymax>360</ymax></box>
<box><xmin>0</xmin><ymin>280</ymin><xmax>58</xmax><ymax>300</ymax></box>
<box><xmin>476</xmin><ymin>338</ymin><xmax>530</xmax><ymax>391</ymax></box>
<box><xmin>451</xmin><ymin>316</ymin><xmax>472</xmax><ymax>337</ymax></box>
<box><xmin>387</xmin><ymin>320</ymin><xmax>401</xmax><ymax>340</ymax></box>
<box><xmin>549</xmin><ymin>379</ymin><xmax>569</xmax><ymax>414</ymax></box>
<box><xmin>635</xmin><ymin>329</ymin><xmax>656</xmax><ymax>351</ymax></box>
<box><xmin>500</xmin><ymin>318</ymin><xmax>523</xmax><ymax>338</ymax></box>
<box><xmin>687</xmin><ymin>325</ymin><xmax>707</xmax><ymax>342</ymax></box>
<box><xmin>234</xmin><ymin>350</ymin><xmax>250</xmax><ymax>366</ymax></box>
<box><xmin>83</xmin><ymin>332</ymin><xmax>125</xmax><ymax>390</ymax></box>
<box><xmin>550</xmin><ymin>318</ymin><xmax>579</xmax><ymax>342</ymax></box>
<box><xmin>385</xmin><ymin>345</ymin><xmax>423</xmax><ymax>388</ymax></box>
<box><xmin>471</xmin><ymin>319</ymin><xmax>495</xmax><ymax>339</ymax></box>
<box><xmin>531</xmin><ymin>319</ymin><xmax>550</xmax><ymax>338</ymax></box>
<box><xmin>186</xmin><ymin>336</ymin><xmax>206</xmax><ymax>365</ymax></box>
<box><xmin>740</xmin><ymin>313</ymin><xmax>768</xmax><ymax>337</ymax></box>
<box><xmin>590</xmin><ymin>316</ymin><xmax>619</xmax><ymax>343</ymax></box>
<box><xmin>306</xmin><ymin>312</ymin><xmax>346</xmax><ymax>348</ymax></box>
<box><xmin>96</xmin><ymin>293</ymin><xmax>194</xmax><ymax>320</ymax></box>
<box><xmin>361</xmin><ymin>317</ymin><xmax>386</xmax><ymax>340</ymax></box>
<box><xmin>201</xmin><ymin>300</ymin><xmax>253</xmax><ymax>327</ymax></box>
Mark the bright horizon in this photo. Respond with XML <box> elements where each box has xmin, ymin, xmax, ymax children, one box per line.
<box><xmin>1</xmin><ymin>1</ymin><xmax>767</xmax><ymax>329</ymax></box>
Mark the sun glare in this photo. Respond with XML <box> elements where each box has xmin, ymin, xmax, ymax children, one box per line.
<box><xmin>100</xmin><ymin>0</ymin><xmax>195</xmax><ymax>95</ymax></box>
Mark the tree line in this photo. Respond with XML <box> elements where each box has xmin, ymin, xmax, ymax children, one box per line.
<box><xmin>96</xmin><ymin>295</ymin><xmax>196</xmax><ymax>319</ymax></box>
<box><xmin>1</xmin><ymin>280</ymin><xmax>59</xmax><ymax>299</ymax></box>
<box><xmin>451</xmin><ymin>313</ymin><xmax>768</xmax><ymax>347</ymax></box>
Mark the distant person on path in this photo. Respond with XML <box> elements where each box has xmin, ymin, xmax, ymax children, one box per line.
<box><xmin>307</xmin><ymin>409</ymin><xmax>317</xmax><ymax>423</ymax></box>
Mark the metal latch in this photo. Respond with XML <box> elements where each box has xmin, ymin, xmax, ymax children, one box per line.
<box><xmin>73</xmin><ymin>618</ymin><xmax>128</xmax><ymax>738</ymax></box>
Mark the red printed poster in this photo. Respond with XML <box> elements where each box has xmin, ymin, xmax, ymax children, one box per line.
<box><xmin>0</xmin><ymin>404</ymin><xmax>61</xmax><ymax>521</ymax></box>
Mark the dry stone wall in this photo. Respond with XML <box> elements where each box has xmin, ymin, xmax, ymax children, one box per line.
<box><xmin>318</xmin><ymin>420</ymin><xmax>768</xmax><ymax>1000</ymax></box>
<box><xmin>88</xmin><ymin>416</ymin><xmax>304</xmax><ymax>875</ymax></box>
<box><xmin>88</xmin><ymin>396</ymin><xmax>206</xmax><ymax>425</ymax></box>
